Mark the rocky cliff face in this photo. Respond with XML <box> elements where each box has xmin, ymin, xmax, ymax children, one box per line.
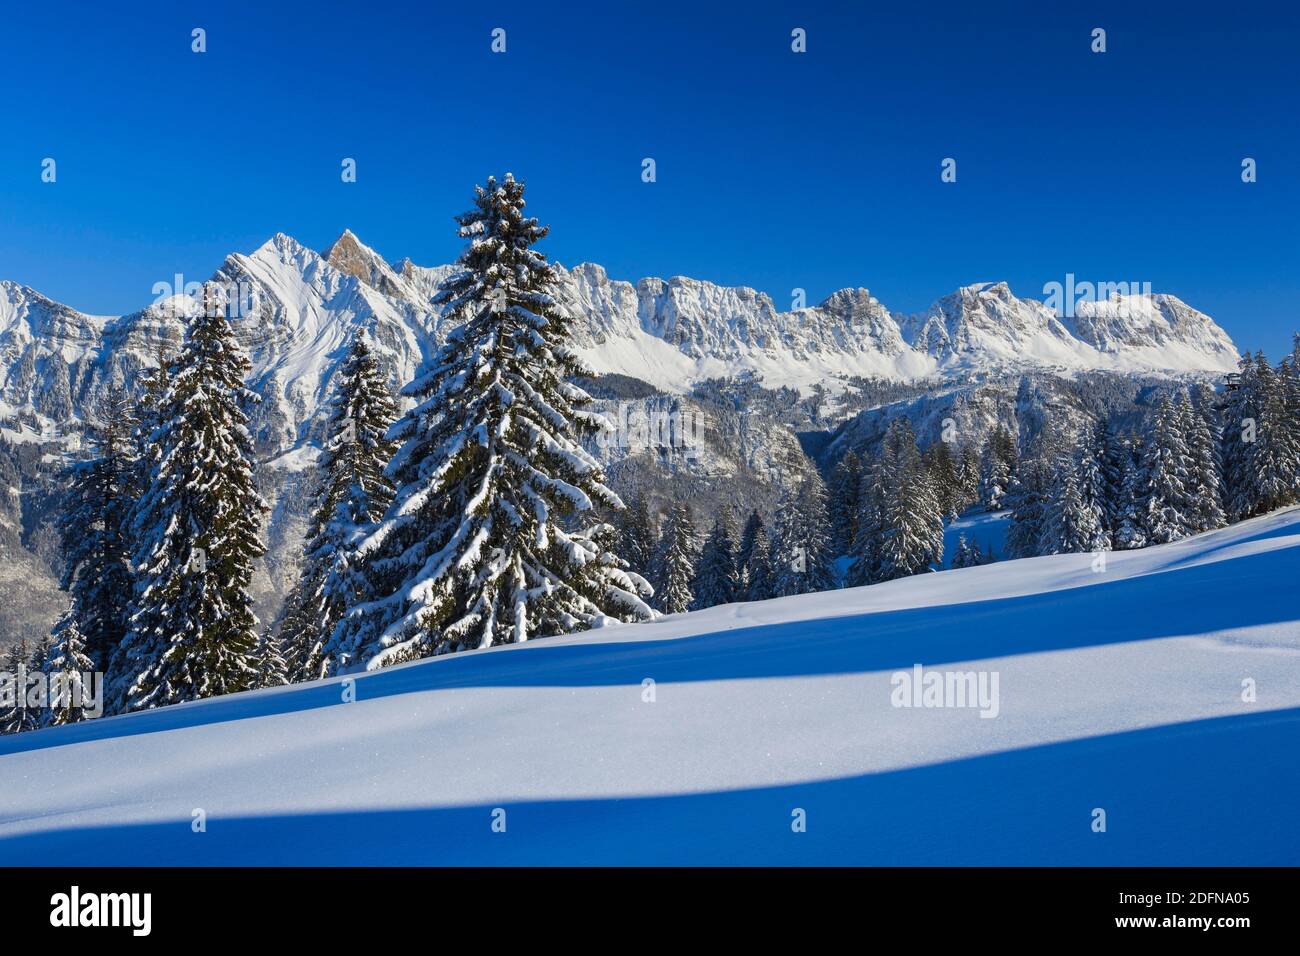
<box><xmin>1</xmin><ymin>228</ymin><xmax>1240</xmax><ymax>453</ymax></box>
<box><xmin>0</xmin><ymin>230</ymin><xmax>1243</xmax><ymax>643</ymax></box>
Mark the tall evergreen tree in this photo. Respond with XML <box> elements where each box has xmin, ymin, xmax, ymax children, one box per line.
<box><xmin>1244</xmin><ymin>355</ymin><xmax>1300</xmax><ymax>515</ymax></box>
<box><xmin>924</xmin><ymin>439</ymin><xmax>961</xmax><ymax>520</ymax></box>
<box><xmin>1183</xmin><ymin>390</ymin><xmax>1226</xmax><ymax>533</ymax></box>
<box><xmin>1221</xmin><ymin>353</ymin><xmax>1260</xmax><ymax>521</ymax></box>
<box><xmin>615</xmin><ymin>495</ymin><xmax>658</xmax><ymax>592</ymax></box>
<box><xmin>331</xmin><ymin>175</ymin><xmax>654</xmax><ymax>668</ymax></box>
<box><xmin>1135</xmin><ymin>394</ymin><xmax>1196</xmax><ymax>544</ymax></box>
<box><xmin>1113</xmin><ymin>443</ymin><xmax>1148</xmax><ymax>550</ymax></box>
<box><xmin>252</xmin><ymin>631</ymin><xmax>290</xmax><ymax>688</ymax></box>
<box><xmin>735</xmin><ymin>510</ymin><xmax>774</xmax><ymax>601</ymax></box>
<box><xmin>0</xmin><ymin>640</ymin><xmax>39</xmax><ymax>734</ymax></box>
<box><xmin>1223</xmin><ymin>348</ymin><xmax>1300</xmax><ymax>520</ymax></box>
<box><xmin>55</xmin><ymin>384</ymin><xmax>136</xmax><ymax>674</ymax></box>
<box><xmin>44</xmin><ymin>612</ymin><xmax>97</xmax><ymax>726</ymax></box>
<box><xmin>692</xmin><ymin>507</ymin><xmax>738</xmax><ymax>609</ymax></box>
<box><xmin>848</xmin><ymin>451</ymin><xmax>886</xmax><ymax>586</ymax></box>
<box><xmin>1042</xmin><ymin>450</ymin><xmax>1107</xmax><ymax>554</ymax></box>
<box><xmin>280</xmin><ymin>335</ymin><xmax>399</xmax><ymax>679</ymax></box>
<box><xmin>828</xmin><ymin>451</ymin><xmax>862</xmax><ymax>554</ymax></box>
<box><xmin>1282</xmin><ymin>349</ymin><xmax>1300</xmax><ymax>504</ymax></box>
<box><xmin>1042</xmin><ymin>426</ymin><xmax>1112</xmax><ymax>555</ymax></box>
<box><xmin>651</xmin><ymin>504</ymin><xmax>697</xmax><ymax>614</ymax></box>
<box><xmin>979</xmin><ymin>427</ymin><xmax>1017</xmax><ymax>510</ymax></box>
<box><xmin>115</xmin><ymin>290</ymin><xmax>268</xmax><ymax>710</ymax></box>
<box><xmin>1005</xmin><ymin>456</ymin><xmax>1053</xmax><ymax>559</ymax></box>
<box><xmin>955</xmin><ymin>443</ymin><xmax>981</xmax><ymax>513</ymax></box>
<box><xmin>742</xmin><ymin>522</ymin><xmax>775</xmax><ymax>601</ymax></box>
<box><xmin>873</xmin><ymin>420</ymin><xmax>944</xmax><ymax>581</ymax></box>
<box><xmin>772</xmin><ymin>472</ymin><xmax>838</xmax><ymax>595</ymax></box>
<box><xmin>1090</xmin><ymin>416</ymin><xmax>1126</xmax><ymax>538</ymax></box>
<box><xmin>950</xmin><ymin>533</ymin><xmax>980</xmax><ymax>569</ymax></box>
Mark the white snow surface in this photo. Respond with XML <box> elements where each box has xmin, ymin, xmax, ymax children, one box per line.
<box><xmin>2</xmin><ymin>508</ymin><xmax>1298</xmax><ymax>865</ymax></box>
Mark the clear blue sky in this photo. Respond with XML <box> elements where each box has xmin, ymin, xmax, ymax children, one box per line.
<box><xmin>1</xmin><ymin>0</ymin><xmax>1297</xmax><ymax>356</ymax></box>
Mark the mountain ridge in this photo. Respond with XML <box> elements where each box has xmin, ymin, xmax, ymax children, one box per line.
<box><xmin>0</xmin><ymin>230</ymin><xmax>1247</xmax><ymax>647</ymax></box>
<box><xmin>1</xmin><ymin>228</ymin><xmax>1240</xmax><ymax>454</ymax></box>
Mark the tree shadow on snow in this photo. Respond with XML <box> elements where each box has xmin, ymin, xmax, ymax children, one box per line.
<box><xmin>3</xmin><ymin>536</ymin><xmax>1297</xmax><ymax>757</ymax></box>
<box><xmin>2</xmin><ymin>707</ymin><xmax>1296</xmax><ymax>866</ymax></box>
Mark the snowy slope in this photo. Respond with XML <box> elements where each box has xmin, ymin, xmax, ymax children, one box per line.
<box><xmin>3</xmin><ymin>508</ymin><xmax>1299</xmax><ymax>865</ymax></box>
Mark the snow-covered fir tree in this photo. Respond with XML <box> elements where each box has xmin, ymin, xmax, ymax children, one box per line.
<box><xmin>772</xmin><ymin>472</ymin><xmax>837</xmax><ymax>595</ymax></box>
<box><xmin>743</xmin><ymin>522</ymin><xmax>775</xmax><ymax>601</ymax></box>
<box><xmin>252</xmin><ymin>631</ymin><xmax>290</xmax><ymax>688</ymax></box>
<box><xmin>828</xmin><ymin>450</ymin><xmax>862</xmax><ymax>554</ymax></box>
<box><xmin>847</xmin><ymin>451</ymin><xmax>885</xmax><ymax>586</ymax></box>
<box><xmin>1042</xmin><ymin>427</ymin><xmax>1111</xmax><ymax>555</ymax></box>
<box><xmin>55</xmin><ymin>384</ymin><xmax>136</xmax><ymax>673</ymax></box>
<box><xmin>956</xmin><ymin>443</ymin><xmax>981</xmax><ymax>512</ymax></box>
<box><xmin>1042</xmin><ymin>455</ymin><xmax>1106</xmax><ymax>555</ymax></box>
<box><xmin>1135</xmin><ymin>393</ymin><xmax>1197</xmax><ymax>545</ymax></box>
<box><xmin>924</xmin><ymin>439</ymin><xmax>961</xmax><ymax>520</ymax></box>
<box><xmin>1257</xmin><ymin>353</ymin><xmax>1300</xmax><ymax>510</ymax></box>
<box><xmin>1281</xmin><ymin>350</ymin><xmax>1300</xmax><ymax>504</ymax></box>
<box><xmin>735</xmin><ymin>509</ymin><xmax>774</xmax><ymax>601</ymax></box>
<box><xmin>279</xmin><ymin>335</ymin><xmax>399</xmax><ymax>679</ymax></box>
<box><xmin>651</xmin><ymin>503</ymin><xmax>697</xmax><ymax>614</ymax></box>
<box><xmin>1005</xmin><ymin>456</ymin><xmax>1053</xmax><ymax>559</ymax></box>
<box><xmin>950</xmin><ymin>533</ymin><xmax>980</xmax><ymax>569</ymax></box>
<box><xmin>1221</xmin><ymin>353</ymin><xmax>1261</xmax><ymax>521</ymax></box>
<box><xmin>1226</xmin><ymin>354</ymin><xmax>1300</xmax><ymax>519</ymax></box>
<box><xmin>1112</xmin><ymin>442</ymin><xmax>1149</xmax><ymax>550</ymax></box>
<box><xmin>1183</xmin><ymin>389</ymin><xmax>1226</xmax><ymax>533</ymax></box>
<box><xmin>869</xmin><ymin>419</ymin><xmax>944</xmax><ymax>581</ymax></box>
<box><xmin>0</xmin><ymin>640</ymin><xmax>39</xmax><ymax>734</ymax></box>
<box><xmin>1091</xmin><ymin>416</ymin><xmax>1126</xmax><ymax>538</ymax></box>
<box><xmin>331</xmin><ymin>175</ymin><xmax>654</xmax><ymax>668</ymax></box>
<box><xmin>615</xmin><ymin>495</ymin><xmax>658</xmax><ymax>591</ymax></box>
<box><xmin>125</xmin><ymin>343</ymin><xmax>174</xmax><ymax>500</ymax></box>
<box><xmin>979</xmin><ymin>427</ymin><xmax>1017</xmax><ymax>510</ymax></box>
<box><xmin>115</xmin><ymin>290</ymin><xmax>268</xmax><ymax>711</ymax></box>
<box><xmin>1221</xmin><ymin>347</ymin><xmax>1300</xmax><ymax>520</ymax></box>
<box><xmin>692</xmin><ymin>507</ymin><xmax>738</xmax><ymax>610</ymax></box>
<box><xmin>44</xmin><ymin>612</ymin><xmax>97</xmax><ymax>726</ymax></box>
<box><xmin>1075</xmin><ymin>430</ymin><xmax>1114</xmax><ymax>551</ymax></box>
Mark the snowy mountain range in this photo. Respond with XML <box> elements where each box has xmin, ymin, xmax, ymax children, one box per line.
<box><xmin>1</xmin><ymin>229</ymin><xmax>1240</xmax><ymax>458</ymax></box>
<box><xmin>0</xmin><ymin>230</ymin><xmax>1243</xmax><ymax>646</ymax></box>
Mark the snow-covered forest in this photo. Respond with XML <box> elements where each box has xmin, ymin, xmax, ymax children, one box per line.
<box><xmin>3</xmin><ymin>176</ymin><xmax>1300</xmax><ymax>733</ymax></box>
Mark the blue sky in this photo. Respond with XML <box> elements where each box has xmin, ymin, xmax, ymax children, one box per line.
<box><xmin>1</xmin><ymin>0</ymin><xmax>1297</xmax><ymax>356</ymax></box>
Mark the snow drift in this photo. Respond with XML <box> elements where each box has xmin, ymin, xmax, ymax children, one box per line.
<box><xmin>2</xmin><ymin>507</ymin><xmax>1298</xmax><ymax>865</ymax></box>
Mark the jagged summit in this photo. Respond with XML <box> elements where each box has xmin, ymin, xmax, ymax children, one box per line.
<box><xmin>0</xmin><ymin>230</ymin><xmax>1241</xmax><ymax>454</ymax></box>
<box><xmin>320</xmin><ymin>229</ymin><xmax>412</xmax><ymax>300</ymax></box>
